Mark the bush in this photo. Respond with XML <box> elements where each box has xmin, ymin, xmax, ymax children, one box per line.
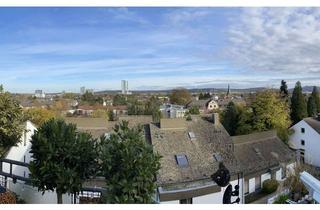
<box><xmin>273</xmin><ymin>194</ymin><xmax>289</xmax><ymax>204</ymax></box>
<box><xmin>186</xmin><ymin>114</ymin><xmax>192</xmax><ymax>121</ymax></box>
<box><xmin>262</xmin><ymin>179</ymin><xmax>279</xmax><ymax>194</ymax></box>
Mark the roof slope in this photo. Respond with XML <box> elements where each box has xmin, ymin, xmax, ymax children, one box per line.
<box><xmin>151</xmin><ymin>115</ymin><xmax>239</xmax><ymax>186</ymax></box>
<box><xmin>304</xmin><ymin>117</ymin><xmax>320</xmax><ymax>135</ymax></box>
<box><xmin>232</xmin><ymin>130</ymin><xmax>295</xmax><ymax>175</ymax></box>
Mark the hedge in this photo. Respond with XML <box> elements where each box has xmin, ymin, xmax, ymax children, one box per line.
<box><xmin>262</xmin><ymin>179</ymin><xmax>279</xmax><ymax>194</ymax></box>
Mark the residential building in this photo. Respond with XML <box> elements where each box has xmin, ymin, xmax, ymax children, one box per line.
<box><xmin>288</xmin><ymin>115</ymin><xmax>320</xmax><ymax>167</ymax></box>
<box><xmin>160</xmin><ymin>104</ymin><xmax>187</xmax><ymax>118</ymax></box>
<box><xmin>232</xmin><ymin>130</ymin><xmax>296</xmax><ymax>201</ymax></box>
<box><xmin>186</xmin><ymin>99</ymin><xmax>219</xmax><ymax>113</ymax></box>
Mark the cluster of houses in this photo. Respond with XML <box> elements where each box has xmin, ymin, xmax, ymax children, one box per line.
<box><xmin>1</xmin><ymin>88</ymin><xmax>320</xmax><ymax>204</ymax></box>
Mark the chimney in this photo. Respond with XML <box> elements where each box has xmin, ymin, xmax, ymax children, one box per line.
<box><xmin>212</xmin><ymin>113</ymin><xmax>220</xmax><ymax>125</ymax></box>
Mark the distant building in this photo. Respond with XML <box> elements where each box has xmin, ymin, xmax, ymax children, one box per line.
<box><xmin>186</xmin><ymin>99</ymin><xmax>219</xmax><ymax>113</ymax></box>
<box><xmin>121</xmin><ymin>80</ymin><xmax>131</xmax><ymax>95</ymax></box>
<box><xmin>288</xmin><ymin>115</ymin><xmax>320</xmax><ymax>167</ymax></box>
<box><xmin>80</xmin><ymin>86</ymin><xmax>86</xmax><ymax>95</ymax></box>
<box><xmin>160</xmin><ymin>103</ymin><xmax>187</xmax><ymax>118</ymax></box>
<box><xmin>34</xmin><ymin>90</ymin><xmax>45</xmax><ymax>98</ymax></box>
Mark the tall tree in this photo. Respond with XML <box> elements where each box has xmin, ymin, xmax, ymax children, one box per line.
<box><xmin>280</xmin><ymin>80</ymin><xmax>289</xmax><ymax>98</ymax></box>
<box><xmin>29</xmin><ymin>119</ymin><xmax>98</xmax><ymax>204</ymax></box>
<box><xmin>0</xmin><ymin>86</ymin><xmax>24</xmax><ymax>148</ymax></box>
<box><xmin>221</xmin><ymin>102</ymin><xmax>239</xmax><ymax>136</ymax></box>
<box><xmin>311</xmin><ymin>86</ymin><xmax>320</xmax><ymax>113</ymax></box>
<box><xmin>169</xmin><ymin>88</ymin><xmax>192</xmax><ymax>105</ymax></box>
<box><xmin>100</xmin><ymin>121</ymin><xmax>161</xmax><ymax>203</ymax></box>
<box><xmin>290</xmin><ymin>81</ymin><xmax>307</xmax><ymax>124</ymax></box>
<box><xmin>307</xmin><ymin>96</ymin><xmax>317</xmax><ymax>117</ymax></box>
<box><xmin>251</xmin><ymin>90</ymin><xmax>291</xmax><ymax>142</ymax></box>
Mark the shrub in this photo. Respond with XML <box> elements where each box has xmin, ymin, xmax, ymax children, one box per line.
<box><xmin>273</xmin><ymin>194</ymin><xmax>289</xmax><ymax>204</ymax></box>
<box><xmin>262</xmin><ymin>179</ymin><xmax>279</xmax><ymax>194</ymax></box>
<box><xmin>186</xmin><ymin>114</ymin><xmax>192</xmax><ymax>121</ymax></box>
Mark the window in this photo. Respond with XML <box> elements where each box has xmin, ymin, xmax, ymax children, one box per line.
<box><xmin>23</xmin><ymin>155</ymin><xmax>26</xmax><ymax>163</ymax></box>
<box><xmin>180</xmin><ymin>198</ymin><xmax>192</xmax><ymax>204</ymax></box>
<box><xmin>301</xmin><ymin>128</ymin><xmax>305</xmax><ymax>133</ymax></box>
<box><xmin>188</xmin><ymin>132</ymin><xmax>196</xmax><ymax>141</ymax></box>
<box><xmin>301</xmin><ymin>140</ymin><xmax>305</xmax><ymax>146</ymax></box>
<box><xmin>175</xmin><ymin>154</ymin><xmax>189</xmax><ymax>167</ymax></box>
<box><xmin>213</xmin><ymin>153</ymin><xmax>222</xmax><ymax>162</ymax></box>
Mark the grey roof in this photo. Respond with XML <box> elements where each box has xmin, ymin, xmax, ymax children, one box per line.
<box><xmin>232</xmin><ymin>130</ymin><xmax>295</xmax><ymax>175</ymax></box>
<box><xmin>64</xmin><ymin>115</ymin><xmax>152</xmax><ymax>139</ymax></box>
<box><xmin>150</xmin><ymin>115</ymin><xmax>239</xmax><ymax>186</ymax></box>
<box><xmin>304</xmin><ymin>117</ymin><xmax>320</xmax><ymax>135</ymax></box>
<box><xmin>186</xmin><ymin>99</ymin><xmax>212</xmax><ymax>108</ymax></box>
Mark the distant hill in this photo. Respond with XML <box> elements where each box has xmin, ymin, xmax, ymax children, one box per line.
<box><xmin>289</xmin><ymin>86</ymin><xmax>320</xmax><ymax>93</ymax></box>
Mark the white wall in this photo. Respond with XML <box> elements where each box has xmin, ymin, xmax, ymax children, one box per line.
<box><xmin>261</xmin><ymin>173</ymin><xmax>271</xmax><ymax>187</ymax></box>
<box><xmin>248</xmin><ymin>178</ymin><xmax>255</xmax><ymax>193</ymax></box>
<box><xmin>160</xmin><ymin>178</ymin><xmax>244</xmax><ymax>204</ymax></box>
<box><xmin>276</xmin><ymin>168</ymin><xmax>282</xmax><ymax>181</ymax></box>
<box><xmin>289</xmin><ymin>120</ymin><xmax>320</xmax><ymax>167</ymax></box>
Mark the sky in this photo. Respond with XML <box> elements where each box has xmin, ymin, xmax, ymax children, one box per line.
<box><xmin>0</xmin><ymin>7</ymin><xmax>320</xmax><ymax>93</ymax></box>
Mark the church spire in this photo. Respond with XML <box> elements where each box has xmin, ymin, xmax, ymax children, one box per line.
<box><xmin>226</xmin><ymin>84</ymin><xmax>230</xmax><ymax>97</ymax></box>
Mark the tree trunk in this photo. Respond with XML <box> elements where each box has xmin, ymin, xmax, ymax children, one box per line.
<box><xmin>57</xmin><ymin>192</ymin><xmax>63</xmax><ymax>204</ymax></box>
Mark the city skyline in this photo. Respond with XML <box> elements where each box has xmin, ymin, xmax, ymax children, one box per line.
<box><xmin>1</xmin><ymin>7</ymin><xmax>320</xmax><ymax>93</ymax></box>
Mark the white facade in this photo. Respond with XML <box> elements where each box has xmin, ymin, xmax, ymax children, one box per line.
<box><xmin>121</xmin><ymin>80</ymin><xmax>131</xmax><ymax>95</ymax></box>
<box><xmin>1</xmin><ymin>121</ymin><xmax>72</xmax><ymax>204</ymax></box>
<box><xmin>207</xmin><ymin>100</ymin><xmax>219</xmax><ymax>111</ymax></box>
<box><xmin>160</xmin><ymin>104</ymin><xmax>187</xmax><ymax>118</ymax></box>
<box><xmin>289</xmin><ymin>119</ymin><xmax>320</xmax><ymax>167</ymax></box>
<box><xmin>160</xmin><ymin>178</ymin><xmax>244</xmax><ymax>204</ymax></box>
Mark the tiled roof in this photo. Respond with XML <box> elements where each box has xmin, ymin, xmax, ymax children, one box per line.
<box><xmin>304</xmin><ymin>117</ymin><xmax>320</xmax><ymax>135</ymax></box>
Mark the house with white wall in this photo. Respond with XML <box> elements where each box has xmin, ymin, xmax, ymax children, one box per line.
<box><xmin>289</xmin><ymin>116</ymin><xmax>320</xmax><ymax>167</ymax></box>
<box><xmin>186</xmin><ymin>99</ymin><xmax>219</xmax><ymax>114</ymax></box>
<box><xmin>232</xmin><ymin>130</ymin><xmax>296</xmax><ymax>202</ymax></box>
<box><xmin>160</xmin><ymin>104</ymin><xmax>187</xmax><ymax>118</ymax></box>
<box><xmin>0</xmin><ymin>121</ymin><xmax>73</xmax><ymax>204</ymax></box>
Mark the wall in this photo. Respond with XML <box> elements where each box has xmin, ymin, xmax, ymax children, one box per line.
<box><xmin>248</xmin><ymin>178</ymin><xmax>255</xmax><ymax>193</ymax></box>
<box><xmin>276</xmin><ymin>168</ymin><xmax>282</xmax><ymax>181</ymax></box>
<box><xmin>160</xmin><ymin>178</ymin><xmax>244</xmax><ymax>204</ymax></box>
<box><xmin>289</xmin><ymin>120</ymin><xmax>320</xmax><ymax>167</ymax></box>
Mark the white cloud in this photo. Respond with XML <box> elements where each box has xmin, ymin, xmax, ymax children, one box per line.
<box><xmin>225</xmin><ymin>8</ymin><xmax>320</xmax><ymax>76</ymax></box>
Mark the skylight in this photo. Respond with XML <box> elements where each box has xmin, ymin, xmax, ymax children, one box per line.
<box><xmin>175</xmin><ymin>154</ymin><xmax>189</xmax><ymax>167</ymax></box>
<box><xmin>188</xmin><ymin>132</ymin><xmax>196</xmax><ymax>141</ymax></box>
<box><xmin>213</xmin><ymin>153</ymin><xmax>222</xmax><ymax>162</ymax></box>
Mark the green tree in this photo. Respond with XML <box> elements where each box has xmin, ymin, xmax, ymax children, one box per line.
<box><xmin>91</xmin><ymin>109</ymin><xmax>108</xmax><ymax>118</ymax></box>
<box><xmin>311</xmin><ymin>86</ymin><xmax>320</xmax><ymax>113</ymax></box>
<box><xmin>280</xmin><ymin>80</ymin><xmax>289</xmax><ymax>98</ymax></box>
<box><xmin>108</xmin><ymin>110</ymin><xmax>116</xmax><ymax>121</ymax></box>
<box><xmin>29</xmin><ymin>119</ymin><xmax>98</xmax><ymax>204</ymax></box>
<box><xmin>100</xmin><ymin>121</ymin><xmax>161</xmax><ymax>203</ymax></box>
<box><xmin>291</xmin><ymin>81</ymin><xmax>307</xmax><ymax>124</ymax></box>
<box><xmin>307</xmin><ymin>96</ymin><xmax>317</xmax><ymax>117</ymax></box>
<box><xmin>236</xmin><ymin>107</ymin><xmax>254</xmax><ymax>135</ymax></box>
<box><xmin>152</xmin><ymin>110</ymin><xmax>162</xmax><ymax>123</ymax></box>
<box><xmin>0</xmin><ymin>87</ymin><xmax>24</xmax><ymax>148</ymax></box>
<box><xmin>251</xmin><ymin>90</ymin><xmax>291</xmax><ymax>142</ymax></box>
<box><xmin>23</xmin><ymin>108</ymin><xmax>56</xmax><ymax>126</ymax></box>
<box><xmin>113</xmin><ymin>94</ymin><xmax>127</xmax><ymax>106</ymax></box>
<box><xmin>221</xmin><ymin>102</ymin><xmax>239</xmax><ymax>136</ymax></box>
<box><xmin>188</xmin><ymin>106</ymin><xmax>200</xmax><ymax>115</ymax></box>
<box><xmin>169</xmin><ymin>88</ymin><xmax>192</xmax><ymax>105</ymax></box>
<box><xmin>144</xmin><ymin>96</ymin><xmax>161</xmax><ymax>115</ymax></box>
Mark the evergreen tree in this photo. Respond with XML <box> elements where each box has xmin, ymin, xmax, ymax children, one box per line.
<box><xmin>290</xmin><ymin>81</ymin><xmax>307</xmax><ymax>124</ymax></box>
<box><xmin>221</xmin><ymin>102</ymin><xmax>239</xmax><ymax>136</ymax></box>
<box><xmin>280</xmin><ymin>80</ymin><xmax>289</xmax><ymax>98</ymax></box>
<box><xmin>311</xmin><ymin>86</ymin><xmax>320</xmax><ymax>113</ymax></box>
<box><xmin>307</xmin><ymin>96</ymin><xmax>317</xmax><ymax>117</ymax></box>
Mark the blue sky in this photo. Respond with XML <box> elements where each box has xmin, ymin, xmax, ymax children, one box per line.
<box><xmin>0</xmin><ymin>7</ymin><xmax>319</xmax><ymax>93</ymax></box>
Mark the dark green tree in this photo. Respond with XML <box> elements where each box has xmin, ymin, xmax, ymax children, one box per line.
<box><xmin>188</xmin><ymin>106</ymin><xmax>200</xmax><ymax>115</ymax></box>
<box><xmin>0</xmin><ymin>86</ymin><xmax>24</xmax><ymax>148</ymax></box>
<box><xmin>235</xmin><ymin>107</ymin><xmax>254</xmax><ymax>135</ymax></box>
<box><xmin>280</xmin><ymin>80</ymin><xmax>289</xmax><ymax>98</ymax></box>
<box><xmin>290</xmin><ymin>81</ymin><xmax>307</xmax><ymax>124</ymax></box>
<box><xmin>221</xmin><ymin>102</ymin><xmax>239</xmax><ymax>136</ymax></box>
<box><xmin>113</xmin><ymin>94</ymin><xmax>127</xmax><ymax>106</ymax></box>
<box><xmin>144</xmin><ymin>96</ymin><xmax>161</xmax><ymax>115</ymax></box>
<box><xmin>29</xmin><ymin>119</ymin><xmax>98</xmax><ymax>204</ymax></box>
<box><xmin>307</xmin><ymin>96</ymin><xmax>317</xmax><ymax>117</ymax></box>
<box><xmin>152</xmin><ymin>110</ymin><xmax>162</xmax><ymax>123</ymax></box>
<box><xmin>311</xmin><ymin>86</ymin><xmax>320</xmax><ymax>113</ymax></box>
<box><xmin>100</xmin><ymin>121</ymin><xmax>161</xmax><ymax>203</ymax></box>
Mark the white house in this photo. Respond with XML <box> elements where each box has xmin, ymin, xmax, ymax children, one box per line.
<box><xmin>160</xmin><ymin>104</ymin><xmax>187</xmax><ymax>118</ymax></box>
<box><xmin>289</xmin><ymin>116</ymin><xmax>320</xmax><ymax>167</ymax></box>
<box><xmin>0</xmin><ymin>121</ymin><xmax>73</xmax><ymax>204</ymax></box>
